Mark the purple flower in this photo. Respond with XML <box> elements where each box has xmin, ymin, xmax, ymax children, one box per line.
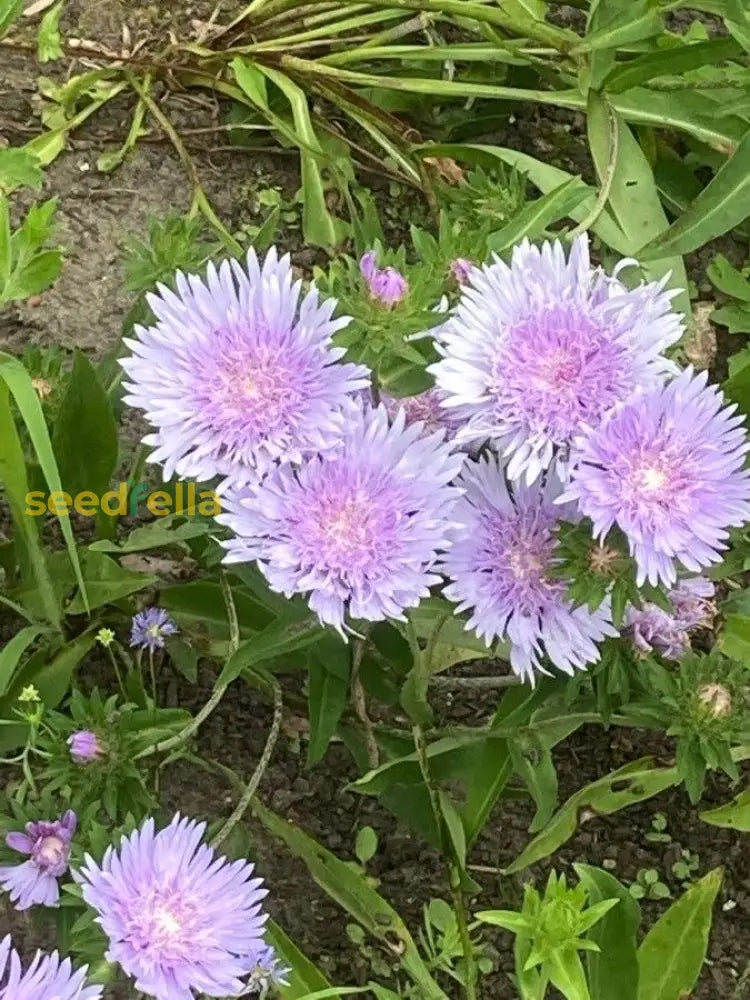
<box><xmin>0</xmin><ymin>811</ymin><xmax>76</xmax><ymax>911</ymax></box>
<box><xmin>450</xmin><ymin>257</ymin><xmax>474</xmax><ymax>286</ymax></box>
<box><xmin>120</xmin><ymin>247</ymin><xmax>369</xmax><ymax>482</ymax></box>
<box><xmin>563</xmin><ymin>368</ymin><xmax>750</xmax><ymax>586</ymax></box>
<box><xmin>130</xmin><ymin>607</ymin><xmax>178</xmax><ymax>651</ymax></box>
<box><xmin>440</xmin><ymin>455</ymin><xmax>616</xmax><ymax>683</ymax></box>
<box><xmin>429</xmin><ymin>235</ymin><xmax>684</xmax><ymax>483</ymax></box>
<box><xmin>381</xmin><ymin>388</ymin><xmax>460</xmax><ymax>440</ymax></box>
<box><xmin>0</xmin><ymin>935</ymin><xmax>102</xmax><ymax>1000</ymax></box>
<box><xmin>220</xmin><ymin>402</ymin><xmax>464</xmax><ymax>633</ymax></box>
<box><xmin>74</xmin><ymin>815</ymin><xmax>280</xmax><ymax>1000</ymax></box>
<box><xmin>67</xmin><ymin>730</ymin><xmax>104</xmax><ymax>764</ymax></box>
<box><xmin>626</xmin><ymin>578</ymin><xmax>715</xmax><ymax>660</ymax></box>
<box><xmin>360</xmin><ymin>250</ymin><xmax>408</xmax><ymax>306</ymax></box>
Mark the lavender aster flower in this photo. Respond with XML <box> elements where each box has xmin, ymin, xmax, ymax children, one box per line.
<box><xmin>0</xmin><ymin>935</ymin><xmax>102</xmax><ymax>1000</ymax></box>
<box><xmin>68</xmin><ymin>730</ymin><xmax>104</xmax><ymax>764</ymax></box>
<box><xmin>220</xmin><ymin>403</ymin><xmax>464</xmax><ymax>633</ymax></box>
<box><xmin>626</xmin><ymin>578</ymin><xmax>715</xmax><ymax>660</ymax></box>
<box><xmin>440</xmin><ymin>455</ymin><xmax>616</xmax><ymax>683</ymax></box>
<box><xmin>360</xmin><ymin>250</ymin><xmax>408</xmax><ymax>306</ymax></box>
<box><xmin>0</xmin><ymin>811</ymin><xmax>76</xmax><ymax>911</ymax></box>
<box><xmin>564</xmin><ymin>368</ymin><xmax>750</xmax><ymax>586</ymax></box>
<box><xmin>120</xmin><ymin>247</ymin><xmax>370</xmax><ymax>482</ymax></box>
<box><xmin>130</xmin><ymin>607</ymin><xmax>178</xmax><ymax>651</ymax></box>
<box><xmin>429</xmin><ymin>235</ymin><xmax>684</xmax><ymax>483</ymax></box>
<box><xmin>75</xmin><ymin>814</ymin><xmax>278</xmax><ymax>1000</ymax></box>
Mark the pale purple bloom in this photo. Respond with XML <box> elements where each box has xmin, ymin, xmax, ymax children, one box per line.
<box><xmin>220</xmin><ymin>402</ymin><xmax>464</xmax><ymax>634</ymax></box>
<box><xmin>381</xmin><ymin>388</ymin><xmax>460</xmax><ymax>440</ymax></box>
<box><xmin>0</xmin><ymin>935</ymin><xmax>102</xmax><ymax>1000</ymax></box>
<box><xmin>130</xmin><ymin>607</ymin><xmax>178</xmax><ymax>651</ymax></box>
<box><xmin>440</xmin><ymin>455</ymin><xmax>616</xmax><ymax>683</ymax></box>
<box><xmin>68</xmin><ymin>730</ymin><xmax>104</xmax><ymax>764</ymax></box>
<box><xmin>429</xmin><ymin>235</ymin><xmax>684</xmax><ymax>483</ymax></box>
<box><xmin>74</xmin><ymin>814</ymin><xmax>280</xmax><ymax>1000</ymax></box>
<box><xmin>120</xmin><ymin>247</ymin><xmax>369</xmax><ymax>482</ymax></box>
<box><xmin>0</xmin><ymin>811</ymin><xmax>76</xmax><ymax>911</ymax></box>
<box><xmin>450</xmin><ymin>257</ymin><xmax>474</xmax><ymax>286</ymax></box>
<box><xmin>360</xmin><ymin>250</ymin><xmax>408</xmax><ymax>306</ymax></box>
<box><xmin>626</xmin><ymin>578</ymin><xmax>715</xmax><ymax>660</ymax></box>
<box><xmin>563</xmin><ymin>368</ymin><xmax>750</xmax><ymax>586</ymax></box>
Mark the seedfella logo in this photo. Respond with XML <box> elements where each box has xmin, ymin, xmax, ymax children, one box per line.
<box><xmin>25</xmin><ymin>480</ymin><xmax>221</xmax><ymax>518</ymax></box>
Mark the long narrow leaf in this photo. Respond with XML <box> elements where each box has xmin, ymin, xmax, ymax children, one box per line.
<box><xmin>0</xmin><ymin>353</ymin><xmax>88</xmax><ymax>612</ymax></box>
<box><xmin>640</xmin><ymin>127</ymin><xmax>750</xmax><ymax>258</ymax></box>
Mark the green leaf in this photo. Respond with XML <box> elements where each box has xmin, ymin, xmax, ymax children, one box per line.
<box><xmin>713</xmin><ymin>302</ymin><xmax>750</xmax><ymax>334</ymax></box>
<box><xmin>355</xmin><ymin>826</ymin><xmax>378</xmax><ymax>865</ymax></box>
<box><xmin>0</xmin><ymin>353</ymin><xmax>87</xmax><ymax>616</ymax></box>
<box><xmin>0</xmin><ymin>0</ymin><xmax>22</xmax><ymax>36</ymax></box>
<box><xmin>718</xmin><ymin>612</ymin><xmax>750</xmax><ymax>659</ymax></box>
<box><xmin>216</xmin><ymin>617</ymin><xmax>325</xmax><ymax>687</ymax></box>
<box><xmin>603</xmin><ymin>39</ymin><xmax>742</xmax><ymax>94</ymax></box>
<box><xmin>510</xmin><ymin>736</ymin><xmax>558</xmax><ymax>834</ymax></box>
<box><xmin>37</xmin><ymin>1</ymin><xmax>63</xmax><ymax>62</ymax></box>
<box><xmin>419</xmin><ymin>143</ymin><xmax>631</xmax><ymax>254</ymax></box>
<box><xmin>700</xmin><ymin>789</ymin><xmax>750</xmax><ymax>831</ymax></box>
<box><xmin>640</xmin><ymin>128</ymin><xmax>750</xmax><ymax>258</ymax></box>
<box><xmin>587</xmin><ymin>97</ymin><xmax>691</xmax><ymax>318</ymax></box>
<box><xmin>548</xmin><ymin>950</ymin><xmax>591</xmax><ymax>1000</ymax></box>
<box><xmin>487</xmin><ymin>179</ymin><xmax>589</xmax><ymax>253</ymax></box>
<box><xmin>264</xmin><ymin>920</ymin><xmax>342</xmax><ymax>1000</ymax></box>
<box><xmin>0</xmin><ymin>625</ymin><xmax>44</xmax><ymax>697</ymax></box>
<box><xmin>66</xmin><ymin>549</ymin><xmax>157</xmax><ymax>613</ymax></box>
<box><xmin>637</xmin><ymin>869</ymin><xmax>722</xmax><ymax>1000</ymax></box>
<box><xmin>252</xmin><ymin>800</ymin><xmax>449</xmax><ymax>1000</ymax></box>
<box><xmin>578</xmin><ymin>1</ymin><xmax>663</xmax><ymax>53</ymax></box>
<box><xmin>52</xmin><ymin>351</ymin><xmax>118</xmax><ymax>500</ymax></box>
<box><xmin>307</xmin><ymin>634</ymin><xmax>349</xmax><ymax>766</ymax></box>
<box><xmin>574</xmin><ymin>865</ymin><xmax>640</xmax><ymax>1000</ymax></box>
<box><xmin>506</xmin><ymin>760</ymin><xmax>679</xmax><ymax>874</ymax></box>
<box><xmin>235</xmin><ymin>60</ymin><xmax>345</xmax><ymax>248</ymax></box>
<box><xmin>707</xmin><ymin>253</ymin><xmax>750</xmax><ymax>301</ymax></box>
<box><xmin>89</xmin><ymin>518</ymin><xmax>210</xmax><ymax>553</ymax></box>
<box><xmin>0</xmin><ymin>148</ymin><xmax>43</xmax><ymax>191</ymax></box>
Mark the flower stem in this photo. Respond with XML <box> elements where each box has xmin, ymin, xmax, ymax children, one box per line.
<box><xmin>212</xmin><ymin>677</ymin><xmax>283</xmax><ymax>850</ymax></box>
<box><xmin>350</xmin><ymin>634</ymin><xmax>379</xmax><ymax>769</ymax></box>
<box><xmin>106</xmin><ymin>646</ymin><xmax>128</xmax><ymax>700</ymax></box>
<box><xmin>452</xmin><ymin>877</ymin><xmax>478</xmax><ymax>1000</ymax></box>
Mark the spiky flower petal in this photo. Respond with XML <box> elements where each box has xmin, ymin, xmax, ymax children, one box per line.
<box><xmin>563</xmin><ymin>369</ymin><xmax>750</xmax><ymax>586</ymax></box>
<box><xmin>74</xmin><ymin>814</ymin><xmax>281</xmax><ymax>1000</ymax></box>
<box><xmin>440</xmin><ymin>455</ymin><xmax>616</xmax><ymax>683</ymax></box>
<box><xmin>121</xmin><ymin>248</ymin><xmax>369</xmax><ymax>482</ymax></box>
<box><xmin>0</xmin><ymin>935</ymin><xmax>101</xmax><ymax>1000</ymax></box>
<box><xmin>220</xmin><ymin>403</ymin><xmax>464</xmax><ymax>633</ymax></box>
<box><xmin>429</xmin><ymin>235</ymin><xmax>683</xmax><ymax>483</ymax></box>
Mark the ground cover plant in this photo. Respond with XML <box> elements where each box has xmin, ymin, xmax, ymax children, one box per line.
<box><xmin>1</xmin><ymin>0</ymin><xmax>750</xmax><ymax>998</ymax></box>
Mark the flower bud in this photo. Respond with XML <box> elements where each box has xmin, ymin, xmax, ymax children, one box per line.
<box><xmin>697</xmin><ymin>683</ymin><xmax>732</xmax><ymax>718</ymax></box>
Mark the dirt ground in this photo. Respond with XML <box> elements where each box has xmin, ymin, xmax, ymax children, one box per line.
<box><xmin>1</xmin><ymin>3</ymin><xmax>750</xmax><ymax>998</ymax></box>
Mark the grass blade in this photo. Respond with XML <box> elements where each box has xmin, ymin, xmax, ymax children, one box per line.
<box><xmin>0</xmin><ymin>352</ymin><xmax>89</xmax><ymax>614</ymax></box>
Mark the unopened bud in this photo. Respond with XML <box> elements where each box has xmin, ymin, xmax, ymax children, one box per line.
<box><xmin>31</xmin><ymin>377</ymin><xmax>52</xmax><ymax>400</ymax></box>
<box><xmin>589</xmin><ymin>544</ymin><xmax>619</xmax><ymax>576</ymax></box>
<box><xmin>698</xmin><ymin>683</ymin><xmax>732</xmax><ymax>718</ymax></box>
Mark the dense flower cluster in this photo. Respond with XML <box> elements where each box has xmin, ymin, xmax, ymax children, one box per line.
<box><xmin>119</xmin><ymin>238</ymin><xmax>750</xmax><ymax>682</ymax></box>
<box><xmin>75</xmin><ymin>814</ymin><xmax>285</xmax><ymax>1000</ymax></box>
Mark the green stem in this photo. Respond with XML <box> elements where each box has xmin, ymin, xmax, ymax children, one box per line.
<box><xmin>350</xmin><ymin>633</ymin><xmax>378</xmax><ymax>769</ymax></box>
<box><xmin>106</xmin><ymin>645</ymin><xmax>128</xmax><ymax>700</ymax></box>
<box><xmin>135</xmin><ymin>572</ymin><xmax>241</xmax><ymax>760</ymax></box>
<box><xmin>452</xmin><ymin>878</ymin><xmax>478</xmax><ymax>1000</ymax></box>
<box><xmin>569</xmin><ymin>97</ymin><xmax>619</xmax><ymax>240</ymax></box>
<box><xmin>211</xmin><ymin>677</ymin><xmax>283</xmax><ymax>850</ymax></box>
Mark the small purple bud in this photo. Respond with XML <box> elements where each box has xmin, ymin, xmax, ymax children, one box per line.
<box><xmin>68</xmin><ymin>729</ymin><xmax>104</xmax><ymax>764</ymax></box>
<box><xmin>360</xmin><ymin>250</ymin><xmax>409</xmax><ymax>307</ymax></box>
<box><xmin>450</xmin><ymin>257</ymin><xmax>473</xmax><ymax>286</ymax></box>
